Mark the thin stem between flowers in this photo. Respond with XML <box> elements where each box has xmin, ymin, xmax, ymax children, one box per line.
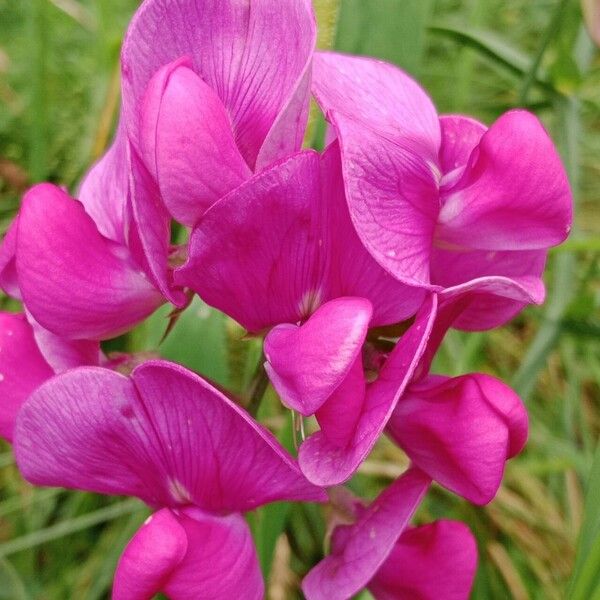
<box><xmin>246</xmin><ymin>354</ymin><xmax>269</xmax><ymax>417</ymax></box>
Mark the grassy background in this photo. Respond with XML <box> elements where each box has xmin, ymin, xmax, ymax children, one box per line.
<box><xmin>0</xmin><ymin>0</ymin><xmax>599</xmax><ymax>598</ymax></box>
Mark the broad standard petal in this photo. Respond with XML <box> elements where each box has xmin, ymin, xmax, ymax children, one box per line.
<box><xmin>368</xmin><ymin>520</ymin><xmax>478</xmax><ymax>600</ymax></box>
<box><xmin>176</xmin><ymin>151</ymin><xmax>326</xmax><ymax>332</ymax></box>
<box><xmin>114</xmin><ymin>508</ymin><xmax>263</xmax><ymax>600</ymax></box>
<box><xmin>302</xmin><ymin>468</ymin><xmax>431</xmax><ymax>600</ymax></box>
<box><xmin>388</xmin><ymin>373</ymin><xmax>528</xmax><ymax>504</ymax></box>
<box><xmin>15</xmin><ymin>184</ymin><xmax>164</xmax><ymax>340</ymax></box>
<box><xmin>14</xmin><ymin>360</ymin><xmax>325</xmax><ymax>511</ymax></box>
<box><xmin>121</xmin><ymin>0</ymin><xmax>316</xmax><ymax>167</ymax></box>
<box><xmin>322</xmin><ymin>143</ymin><xmax>426</xmax><ymax>325</ymax></box>
<box><xmin>312</xmin><ymin>52</ymin><xmax>440</xmax><ymax>150</ymax></box>
<box><xmin>437</xmin><ymin>110</ymin><xmax>572</xmax><ymax>251</ymax></box>
<box><xmin>327</xmin><ymin>110</ymin><xmax>439</xmax><ymax>287</ymax></box>
<box><xmin>140</xmin><ymin>61</ymin><xmax>251</xmax><ymax>225</ymax></box>
<box><xmin>0</xmin><ymin>313</ymin><xmax>53</xmax><ymax>442</ymax></box>
<box><xmin>312</xmin><ymin>53</ymin><xmax>441</xmax><ymax>286</ymax></box>
<box><xmin>299</xmin><ymin>295</ymin><xmax>437</xmax><ymax>486</ymax></box>
<box><xmin>264</xmin><ymin>297</ymin><xmax>372</xmax><ymax>416</ymax></box>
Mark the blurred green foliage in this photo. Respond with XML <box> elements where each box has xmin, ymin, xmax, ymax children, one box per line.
<box><xmin>0</xmin><ymin>0</ymin><xmax>599</xmax><ymax>598</ymax></box>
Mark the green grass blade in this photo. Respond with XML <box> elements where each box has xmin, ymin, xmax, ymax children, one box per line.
<box><xmin>518</xmin><ymin>0</ymin><xmax>570</xmax><ymax>103</ymax></box>
<box><xmin>335</xmin><ymin>0</ymin><xmax>433</xmax><ymax>76</ymax></box>
<box><xmin>132</xmin><ymin>297</ymin><xmax>230</xmax><ymax>388</ymax></box>
<box><xmin>251</xmin><ymin>417</ymin><xmax>294</xmax><ymax>578</ymax></box>
<box><xmin>0</xmin><ymin>499</ymin><xmax>143</xmax><ymax>558</ymax></box>
<box><xmin>568</xmin><ymin>443</ymin><xmax>600</xmax><ymax>598</ymax></box>
<box><xmin>429</xmin><ymin>21</ymin><xmax>558</xmax><ymax>97</ymax></box>
<box><xmin>0</xmin><ymin>558</ymin><xmax>30</xmax><ymax>600</ymax></box>
<box><xmin>28</xmin><ymin>0</ymin><xmax>48</xmax><ymax>182</ymax></box>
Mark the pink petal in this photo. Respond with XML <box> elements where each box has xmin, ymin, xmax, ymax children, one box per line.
<box><xmin>368</xmin><ymin>520</ymin><xmax>478</xmax><ymax>600</ymax></box>
<box><xmin>388</xmin><ymin>373</ymin><xmax>528</xmax><ymax>504</ymax></box>
<box><xmin>322</xmin><ymin>143</ymin><xmax>426</xmax><ymax>326</ymax></box>
<box><xmin>114</xmin><ymin>508</ymin><xmax>263</xmax><ymax>600</ymax></box>
<box><xmin>127</xmin><ymin>146</ymin><xmax>186</xmax><ymax>306</ymax></box>
<box><xmin>299</xmin><ymin>295</ymin><xmax>438</xmax><ymax>486</ymax></box>
<box><xmin>113</xmin><ymin>509</ymin><xmax>188</xmax><ymax>600</ymax></box>
<box><xmin>0</xmin><ymin>215</ymin><xmax>20</xmax><ymax>298</ymax></box>
<box><xmin>302</xmin><ymin>468</ymin><xmax>431</xmax><ymax>600</ymax></box>
<box><xmin>140</xmin><ymin>61</ymin><xmax>250</xmax><ymax>226</ymax></box>
<box><xmin>176</xmin><ymin>151</ymin><xmax>326</xmax><ymax>332</ymax></box>
<box><xmin>121</xmin><ymin>0</ymin><xmax>316</xmax><ymax>168</ymax></box>
<box><xmin>0</xmin><ymin>313</ymin><xmax>53</xmax><ymax>442</ymax></box>
<box><xmin>437</xmin><ymin>110</ymin><xmax>572</xmax><ymax>251</ymax></box>
<box><xmin>178</xmin><ymin>144</ymin><xmax>424</xmax><ymax>334</ymax></box>
<box><xmin>255</xmin><ymin>60</ymin><xmax>313</xmax><ymax>169</ymax></box>
<box><xmin>314</xmin><ymin>355</ymin><xmax>366</xmax><ymax>448</ymax></box>
<box><xmin>312</xmin><ymin>52</ymin><xmax>440</xmax><ymax>151</ymax></box>
<box><xmin>264</xmin><ymin>297</ymin><xmax>372</xmax><ymax>416</ymax></box>
<box><xmin>439</xmin><ymin>114</ymin><xmax>486</xmax><ymax>175</ymax></box>
<box><xmin>327</xmin><ymin>110</ymin><xmax>440</xmax><ymax>287</ymax></box>
<box><xmin>78</xmin><ymin>125</ymin><xmax>129</xmax><ymax>244</ymax></box>
<box><xmin>15</xmin><ymin>184</ymin><xmax>164</xmax><ymax>340</ymax></box>
<box><xmin>164</xmin><ymin>508</ymin><xmax>263</xmax><ymax>600</ymax></box>
<box><xmin>26</xmin><ymin>312</ymin><xmax>101</xmax><ymax>372</ymax></box>
<box><xmin>14</xmin><ymin>360</ymin><xmax>325</xmax><ymax>511</ymax></box>
<box><xmin>432</xmin><ymin>246</ymin><xmax>547</xmax><ymax>331</ymax></box>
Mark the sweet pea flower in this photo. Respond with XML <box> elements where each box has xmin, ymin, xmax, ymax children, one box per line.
<box><xmin>312</xmin><ymin>52</ymin><xmax>573</xmax><ymax>330</ymax></box>
<box><xmin>14</xmin><ymin>360</ymin><xmax>326</xmax><ymax>599</ymax></box>
<box><xmin>303</xmin><ymin>467</ymin><xmax>477</xmax><ymax>600</ymax></box>
<box><xmin>299</xmin><ymin>292</ymin><xmax>527</xmax><ymax>495</ymax></box>
<box><xmin>81</xmin><ymin>0</ymin><xmax>316</xmax><ymax>229</ymax></box>
<box><xmin>387</xmin><ymin>298</ymin><xmax>528</xmax><ymax>504</ymax></box>
<box><xmin>0</xmin><ymin>154</ymin><xmax>184</xmax><ymax>340</ymax></box>
<box><xmin>176</xmin><ymin>144</ymin><xmax>437</xmax><ymax>485</ymax></box>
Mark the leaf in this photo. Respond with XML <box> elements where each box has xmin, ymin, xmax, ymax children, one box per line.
<box><xmin>568</xmin><ymin>443</ymin><xmax>600</xmax><ymax>599</ymax></box>
<box><xmin>250</xmin><ymin>417</ymin><xmax>294</xmax><ymax>578</ymax></box>
<box><xmin>429</xmin><ymin>21</ymin><xmax>559</xmax><ymax>97</ymax></box>
<box><xmin>0</xmin><ymin>499</ymin><xmax>143</xmax><ymax>558</ymax></box>
<box><xmin>335</xmin><ymin>0</ymin><xmax>433</xmax><ymax>76</ymax></box>
<box><xmin>132</xmin><ymin>297</ymin><xmax>230</xmax><ymax>388</ymax></box>
<box><xmin>0</xmin><ymin>558</ymin><xmax>30</xmax><ymax>600</ymax></box>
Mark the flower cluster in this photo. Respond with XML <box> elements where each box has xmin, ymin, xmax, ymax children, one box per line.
<box><xmin>0</xmin><ymin>1</ymin><xmax>572</xmax><ymax>599</ymax></box>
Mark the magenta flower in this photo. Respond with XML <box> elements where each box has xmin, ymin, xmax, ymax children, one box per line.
<box><xmin>176</xmin><ymin>145</ymin><xmax>436</xmax><ymax>485</ymax></box>
<box><xmin>385</xmin><ymin>297</ymin><xmax>528</xmax><ymax>504</ymax></box>
<box><xmin>13</xmin><ymin>360</ymin><xmax>325</xmax><ymax>598</ymax></box>
<box><xmin>312</xmin><ymin>52</ymin><xmax>573</xmax><ymax>330</ymax></box>
<box><xmin>81</xmin><ymin>0</ymin><xmax>316</xmax><ymax>228</ymax></box>
<box><xmin>0</xmin><ymin>145</ymin><xmax>187</xmax><ymax>340</ymax></box>
<box><xmin>303</xmin><ymin>468</ymin><xmax>477</xmax><ymax>600</ymax></box>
